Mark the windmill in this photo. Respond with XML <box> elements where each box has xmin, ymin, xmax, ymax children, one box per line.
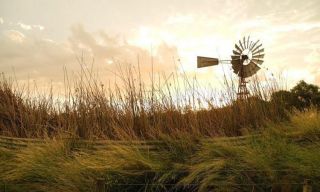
<box><xmin>197</xmin><ymin>36</ymin><xmax>265</xmax><ymax>100</ymax></box>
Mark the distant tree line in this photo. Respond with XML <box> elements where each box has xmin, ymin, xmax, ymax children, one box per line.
<box><xmin>271</xmin><ymin>80</ymin><xmax>320</xmax><ymax>110</ymax></box>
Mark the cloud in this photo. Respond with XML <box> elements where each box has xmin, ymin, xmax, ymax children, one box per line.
<box><xmin>17</xmin><ymin>22</ymin><xmax>45</xmax><ymax>31</ymax></box>
<box><xmin>32</xmin><ymin>25</ymin><xmax>45</xmax><ymax>30</ymax></box>
<box><xmin>17</xmin><ymin>22</ymin><xmax>32</xmax><ymax>30</ymax></box>
<box><xmin>0</xmin><ymin>29</ymin><xmax>74</xmax><ymax>85</ymax></box>
<box><xmin>0</xmin><ymin>25</ymin><xmax>179</xmax><ymax>90</ymax></box>
<box><xmin>68</xmin><ymin>25</ymin><xmax>178</xmax><ymax>77</ymax></box>
<box><xmin>5</xmin><ymin>30</ymin><xmax>25</xmax><ymax>43</ymax></box>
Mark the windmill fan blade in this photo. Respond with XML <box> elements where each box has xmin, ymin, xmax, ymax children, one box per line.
<box><xmin>231</xmin><ymin>59</ymin><xmax>241</xmax><ymax>73</ymax></box>
<box><xmin>252</xmin><ymin>59</ymin><xmax>264</xmax><ymax>65</ymax></box>
<box><xmin>231</xmin><ymin>55</ymin><xmax>240</xmax><ymax>60</ymax></box>
<box><xmin>252</xmin><ymin>43</ymin><xmax>262</xmax><ymax>53</ymax></box>
<box><xmin>247</xmin><ymin>36</ymin><xmax>250</xmax><ymax>49</ymax></box>
<box><xmin>231</xmin><ymin>59</ymin><xmax>240</xmax><ymax>65</ymax></box>
<box><xmin>232</xmin><ymin>63</ymin><xmax>241</xmax><ymax>74</ymax></box>
<box><xmin>252</xmin><ymin>54</ymin><xmax>264</xmax><ymax>59</ymax></box>
<box><xmin>197</xmin><ymin>56</ymin><xmax>219</xmax><ymax>68</ymax></box>
<box><xmin>232</xmin><ymin>59</ymin><xmax>241</xmax><ymax>63</ymax></box>
<box><xmin>250</xmin><ymin>63</ymin><xmax>260</xmax><ymax>76</ymax></box>
<box><xmin>235</xmin><ymin>44</ymin><xmax>242</xmax><ymax>53</ymax></box>
<box><xmin>243</xmin><ymin>37</ymin><xmax>247</xmax><ymax>49</ymax></box>
<box><xmin>242</xmin><ymin>62</ymin><xmax>261</xmax><ymax>78</ymax></box>
<box><xmin>253</xmin><ymin>48</ymin><xmax>264</xmax><ymax>56</ymax></box>
<box><xmin>249</xmin><ymin>41</ymin><xmax>253</xmax><ymax>50</ymax></box>
<box><xmin>250</xmin><ymin>40</ymin><xmax>259</xmax><ymax>51</ymax></box>
<box><xmin>239</xmin><ymin>40</ymin><xmax>244</xmax><ymax>50</ymax></box>
<box><xmin>250</xmin><ymin>66</ymin><xmax>258</xmax><ymax>75</ymax></box>
<box><xmin>233</xmin><ymin>50</ymin><xmax>241</xmax><ymax>55</ymax></box>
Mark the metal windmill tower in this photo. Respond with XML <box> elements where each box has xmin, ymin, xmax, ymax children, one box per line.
<box><xmin>197</xmin><ymin>36</ymin><xmax>265</xmax><ymax>100</ymax></box>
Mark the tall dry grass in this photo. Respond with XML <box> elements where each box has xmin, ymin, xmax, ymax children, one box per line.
<box><xmin>0</xmin><ymin>64</ymin><xmax>288</xmax><ymax>139</ymax></box>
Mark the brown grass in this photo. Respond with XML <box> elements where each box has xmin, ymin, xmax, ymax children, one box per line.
<box><xmin>0</xmin><ymin>65</ymin><xmax>288</xmax><ymax>140</ymax></box>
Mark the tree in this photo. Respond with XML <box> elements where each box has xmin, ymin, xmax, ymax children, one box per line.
<box><xmin>270</xmin><ymin>81</ymin><xmax>320</xmax><ymax>110</ymax></box>
<box><xmin>290</xmin><ymin>80</ymin><xmax>320</xmax><ymax>109</ymax></box>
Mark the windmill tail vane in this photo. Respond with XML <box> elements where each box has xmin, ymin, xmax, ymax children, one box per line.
<box><xmin>197</xmin><ymin>36</ymin><xmax>265</xmax><ymax>100</ymax></box>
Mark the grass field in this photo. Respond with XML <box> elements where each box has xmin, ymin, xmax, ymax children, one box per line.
<box><xmin>0</xmin><ymin>109</ymin><xmax>319</xmax><ymax>191</ymax></box>
<box><xmin>0</xmin><ymin>70</ymin><xmax>319</xmax><ymax>191</ymax></box>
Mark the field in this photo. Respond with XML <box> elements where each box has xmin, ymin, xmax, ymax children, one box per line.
<box><xmin>0</xmin><ymin>70</ymin><xmax>319</xmax><ymax>191</ymax></box>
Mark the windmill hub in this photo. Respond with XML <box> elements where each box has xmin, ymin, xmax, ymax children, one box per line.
<box><xmin>240</xmin><ymin>49</ymin><xmax>252</xmax><ymax>65</ymax></box>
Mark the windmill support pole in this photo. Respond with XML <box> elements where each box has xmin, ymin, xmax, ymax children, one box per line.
<box><xmin>237</xmin><ymin>59</ymin><xmax>249</xmax><ymax>100</ymax></box>
<box><xmin>237</xmin><ymin>77</ymin><xmax>249</xmax><ymax>100</ymax></box>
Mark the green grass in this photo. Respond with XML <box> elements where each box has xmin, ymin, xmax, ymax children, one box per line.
<box><xmin>0</xmin><ymin>109</ymin><xmax>319</xmax><ymax>192</ymax></box>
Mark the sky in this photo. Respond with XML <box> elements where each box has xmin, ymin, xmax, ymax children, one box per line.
<box><xmin>0</xmin><ymin>0</ymin><xmax>320</xmax><ymax>92</ymax></box>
